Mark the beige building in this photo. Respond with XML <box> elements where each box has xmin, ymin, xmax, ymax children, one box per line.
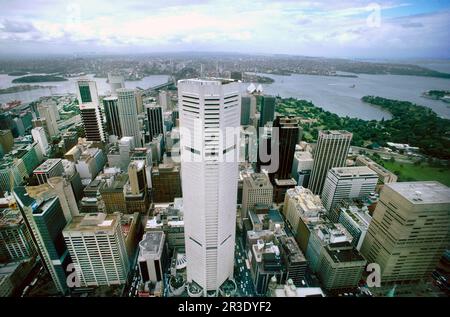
<box><xmin>241</xmin><ymin>173</ymin><xmax>273</xmax><ymax>219</ymax></box>
<box><xmin>361</xmin><ymin>181</ymin><xmax>450</xmax><ymax>283</ymax></box>
<box><xmin>63</xmin><ymin>213</ymin><xmax>129</xmax><ymax>287</ymax></box>
<box><xmin>355</xmin><ymin>155</ymin><xmax>397</xmax><ymax>190</ymax></box>
<box><xmin>283</xmin><ymin>186</ymin><xmax>325</xmax><ymax>235</ymax></box>
<box><xmin>317</xmin><ymin>242</ymin><xmax>367</xmax><ymax>290</ymax></box>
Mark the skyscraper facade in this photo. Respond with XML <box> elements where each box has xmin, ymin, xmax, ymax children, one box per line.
<box><xmin>107</xmin><ymin>73</ymin><xmax>125</xmax><ymax>95</ymax></box>
<box><xmin>117</xmin><ymin>88</ymin><xmax>142</xmax><ymax>147</ymax></box>
<box><xmin>258</xmin><ymin>95</ymin><xmax>276</xmax><ymax>128</ymax></box>
<box><xmin>77</xmin><ymin>79</ymin><xmax>106</xmax><ymax>142</ymax></box>
<box><xmin>178</xmin><ymin>78</ymin><xmax>240</xmax><ymax>295</ymax></box>
<box><xmin>37</xmin><ymin>103</ymin><xmax>59</xmax><ymax>138</ymax></box>
<box><xmin>241</xmin><ymin>96</ymin><xmax>251</xmax><ymax>125</ymax></box>
<box><xmin>63</xmin><ymin>213</ymin><xmax>129</xmax><ymax>287</ymax></box>
<box><xmin>14</xmin><ymin>185</ymin><xmax>71</xmax><ymax>295</ymax></box>
<box><xmin>270</xmin><ymin>116</ymin><xmax>299</xmax><ymax>181</ymax></box>
<box><xmin>103</xmin><ymin>96</ymin><xmax>122</xmax><ymax>138</ymax></box>
<box><xmin>241</xmin><ymin>173</ymin><xmax>273</xmax><ymax>219</ymax></box>
<box><xmin>308</xmin><ymin>130</ymin><xmax>352</xmax><ymax>195</ymax></box>
<box><xmin>321</xmin><ymin>166</ymin><xmax>378</xmax><ymax>212</ymax></box>
<box><xmin>31</xmin><ymin>127</ymin><xmax>49</xmax><ymax>155</ymax></box>
<box><xmin>145</xmin><ymin>104</ymin><xmax>164</xmax><ymax>141</ymax></box>
<box><xmin>360</xmin><ymin>181</ymin><xmax>450</xmax><ymax>283</ymax></box>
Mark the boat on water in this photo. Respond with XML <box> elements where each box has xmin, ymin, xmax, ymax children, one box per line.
<box><xmin>349</xmin><ymin>84</ymin><xmax>356</xmax><ymax>88</ymax></box>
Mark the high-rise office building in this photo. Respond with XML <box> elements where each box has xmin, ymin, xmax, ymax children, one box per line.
<box><xmin>125</xmin><ymin>160</ymin><xmax>149</xmax><ymax>214</ymax></box>
<box><xmin>360</xmin><ymin>181</ymin><xmax>450</xmax><ymax>283</ymax></box>
<box><xmin>135</xmin><ymin>90</ymin><xmax>144</xmax><ymax>114</ymax></box>
<box><xmin>37</xmin><ymin>103</ymin><xmax>59</xmax><ymax>138</ymax></box>
<box><xmin>317</xmin><ymin>242</ymin><xmax>367</xmax><ymax>290</ymax></box>
<box><xmin>146</xmin><ymin>104</ymin><xmax>164</xmax><ymax>141</ymax></box>
<box><xmin>47</xmin><ymin>176</ymin><xmax>79</xmax><ymax>222</ymax></box>
<box><xmin>12</xmin><ymin>117</ymin><xmax>25</xmax><ymax>136</ymax></box>
<box><xmin>241</xmin><ymin>173</ymin><xmax>273</xmax><ymax>219</ymax></box>
<box><xmin>172</xmin><ymin>110</ymin><xmax>179</xmax><ymax>128</ymax></box>
<box><xmin>291</xmin><ymin>151</ymin><xmax>314</xmax><ymax>187</ymax></box>
<box><xmin>270</xmin><ymin>117</ymin><xmax>299</xmax><ymax>181</ymax></box>
<box><xmin>138</xmin><ymin>231</ymin><xmax>167</xmax><ymax>284</ymax></box>
<box><xmin>103</xmin><ymin>96</ymin><xmax>122</xmax><ymax>138</ymax></box>
<box><xmin>151</xmin><ymin>163</ymin><xmax>182</xmax><ymax>203</ymax></box>
<box><xmin>108</xmin><ymin>73</ymin><xmax>125</xmax><ymax>95</ymax></box>
<box><xmin>259</xmin><ymin>95</ymin><xmax>276</xmax><ymax>128</ymax></box>
<box><xmin>128</xmin><ymin>160</ymin><xmax>147</xmax><ymax>195</ymax></box>
<box><xmin>321</xmin><ymin>166</ymin><xmax>378</xmax><ymax>212</ymax></box>
<box><xmin>77</xmin><ymin>79</ymin><xmax>99</xmax><ymax>106</ymax></box>
<box><xmin>31</xmin><ymin>127</ymin><xmax>49</xmax><ymax>155</ymax></box>
<box><xmin>308</xmin><ymin>130</ymin><xmax>352</xmax><ymax>195</ymax></box>
<box><xmin>241</xmin><ymin>96</ymin><xmax>251</xmax><ymax>125</ymax></box>
<box><xmin>117</xmin><ymin>88</ymin><xmax>142</xmax><ymax>147</ymax></box>
<box><xmin>63</xmin><ymin>213</ymin><xmax>129</xmax><ymax>287</ymax></box>
<box><xmin>62</xmin><ymin>131</ymin><xmax>78</xmax><ymax>153</ymax></box>
<box><xmin>0</xmin><ymin>208</ymin><xmax>36</xmax><ymax>263</ymax></box>
<box><xmin>178</xmin><ymin>78</ymin><xmax>240</xmax><ymax>295</ymax></box>
<box><xmin>33</xmin><ymin>159</ymin><xmax>64</xmax><ymax>185</ymax></box>
<box><xmin>0</xmin><ymin>130</ymin><xmax>14</xmax><ymax>154</ymax></box>
<box><xmin>77</xmin><ymin>80</ymin><xmax>106</xmax><ymax>142</ymax></box>
<box><xmin>14</xmin><ymin>185</ymin><xmax>71</xmax><ymax>295</ymax></box>
<box><xmin>158</xmin><ymin>90</ymin><xmax>171</xmax><ymax>111</ymax></box>
<box><xmin>277</xmin><ymin>236</ymin><xmax>307</xmax><ymax>287</ymax></box>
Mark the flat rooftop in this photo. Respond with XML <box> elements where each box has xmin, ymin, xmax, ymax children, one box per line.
<box><xmin>34</xmin><ymin>159</ymin><xmax>62</xmax><ymax>173</ymax></box>
<box><xmin>331</xmin><ymin>166</ymin><xmax>378</xmax><ymax>178</ymax></box>
<box><xmin>0</xmin><ymin>208</ymin><xmax>23</xmax><ymax>228</ymax></box>
<box><xmin>139</xmin><ymin>231</ymin><xmax>164</xmax><ymax>255</ymax></box>
<box><xmin>320</xmin><ymin>130</ymin><xmax>352</xmax><ymax>136</ymax></box>
<box><xmin>245</xmin><ymin>173</ymin><xmax>272</xmax><ymax>189</ymax></box>
<box><xmin>294</xmin><ymin>151</ymin><xmax>313</xmax><ymax>161</ymax></box>
<box><xmin>64</xmin><ymin>213</ymin><xmax>118</xmax><ymax>233</ymax></box>
<box><xmin>325</xmin><ymin>245</ymin><xmax>365</xmax><ymax>264</ymax></box>
<box><xmin>386</xmin><ymin>181</ymin><xmax>450</xmax><ymax>204</ymax></box>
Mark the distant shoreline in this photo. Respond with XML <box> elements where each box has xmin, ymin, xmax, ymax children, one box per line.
<box><xmin>12</xmin><ymin>75</ymin><xmax>68</xmax><ymax>83</ymax></box>
<box><xmin>0</xmin><ymin>84</ymin><xmax>54</xmax><ymax>95</ymax></box>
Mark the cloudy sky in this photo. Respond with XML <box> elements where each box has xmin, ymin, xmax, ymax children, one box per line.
<box><xmin>0</xmin><ymin>0</ymin><xmax>449</xmax><ymax>58</ymax></box>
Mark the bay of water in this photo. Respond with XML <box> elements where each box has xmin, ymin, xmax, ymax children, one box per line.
<box><xmin>250</xmin><ymin>72</ymin><xmax>450</xmax><ymax>120</ymax></box>
<box><xmin>0</xmin><ymin>73</ymin><xmax>170</xmax><ymax>104</ymax></box>
<box><xmin>1</xmin><ymin>69</ymin><xmax>450</xmax><ymax>121</ymax></box>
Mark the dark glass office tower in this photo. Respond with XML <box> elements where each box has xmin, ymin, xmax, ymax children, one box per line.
<box><xmin>258</xmin><ymin>95</ymin><xmax>276</xmax><ymax>128</ymax></box>
<box><xmin>146</xmin><ymin>105</ymin><xmax>164</xmax><ymax>141</ymax></box>
<box><xmin>241</xmin><ymin>96</ymin><xmax>251</xmax><ymax>125</ymax></box>
<box><xmin>269</xmin><ymin>116</ymin><xmax>299</xmax><ymax>181</ymax></box>
<box><xmin>103</xmin><ymin>96</ymin><xmax>122</xmax><ymax>138</ymax></box>
<box><xmin>13</xmin><ymin>186</ymin><xmax>71</xmax><ymax>295</ymax></box>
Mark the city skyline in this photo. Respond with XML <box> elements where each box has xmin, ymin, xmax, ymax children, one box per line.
<box><xmin>0</xmin><ymin>0</ymin><xmax>449</xmax><ymax>302</ymax></box>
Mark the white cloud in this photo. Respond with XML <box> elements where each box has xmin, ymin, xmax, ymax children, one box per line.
<box><xmin>0</xmin><ymin>0</ymin><xmax>448</xmax><ymax>58</ymax></box>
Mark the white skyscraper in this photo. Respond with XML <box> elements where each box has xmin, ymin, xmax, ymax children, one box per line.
<box><xmin>178</xmin><ymin>78</ymin><xmax>240</xmax><ymax>295</ymax></box>
<box><xmin>31</xmin><ymin>127</ymin><xmax>49</xmax><ymax>154</ymax></box>
<box><xmin>77</xmin><ymin>79</ymin><xmax>105</xmax><ymax>142</ymax></box>
<box><xmin>117</xmin><ymin>88</ymin><xmax>142</xmax><ymax>147</ymax></box>
<box><xmin>108</xmin><ymin>73</ymin><xmax>125</xmax><ymax>95</ymax></box>
<box><xmin>37</xmin><ymin>103</ymin><xmax>59</xmax><ymax>138</ymax></box>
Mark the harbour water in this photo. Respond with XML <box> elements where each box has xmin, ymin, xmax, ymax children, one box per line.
<box><xmin>1</xmin><ymin>70</ymin><xmax>450</xmax><ymax>121</ymax></box>
<box><xmin>0</xmin><ymin>73</ymin><xmax>170</xmax><ymax>105</ymax></box>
